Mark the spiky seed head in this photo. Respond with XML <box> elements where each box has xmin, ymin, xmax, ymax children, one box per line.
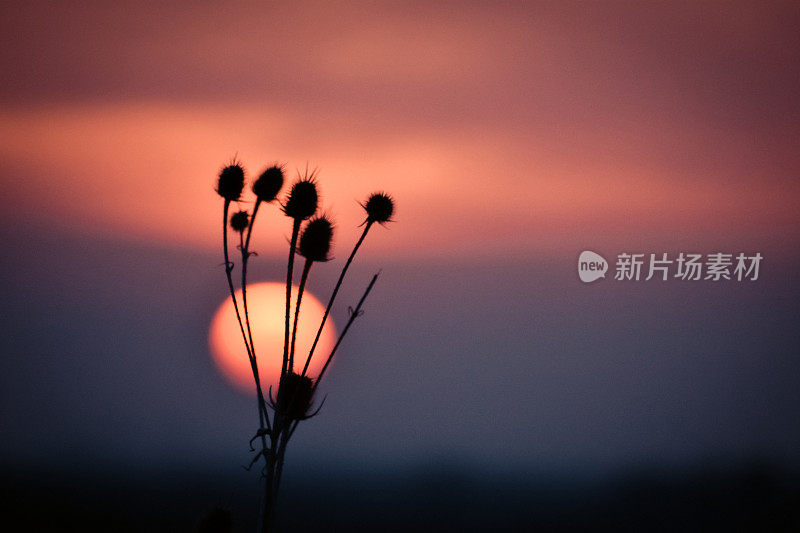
<box><xmin>283</xmin><ymin>177</ymin><xmax>318</xmax><ymax>220</ymax></box>
<box><xmin>216</xmin><ymin>162</ymin><xmax>245</xmax><ymax>201</ymax></box>
<box><xmin>363</xmin><ymin>192</ymin><xmax>394</xmax><ymax>224</ymax></box>
<box><xmin>253</xmin><ymin>164</ymin><xmax>284</xmax><ymax>202</ymax></box>
<box><xmin>230</xmin><ymin>210</ymin><xmax>249</xmax><ymax>233</ymax></box>
<box><xmin>277</xmin><ymin>372</ymin><xmax>314</xmax><ymax>420</ymax></box>
<box><xmin>298</xmin><ymin>215</ymin><xmax>334</xmax><ymax>262</ymax></box>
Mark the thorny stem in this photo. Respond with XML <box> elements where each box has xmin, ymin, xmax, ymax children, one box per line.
<box><xmin>261</xmin><ymin>413</ymin><xmax>294</xmax><ymax>533</ymax></box>
<box><xmin>240</xmin><ymin>202</ymin><xmax>271</xmax><ymax>435</ymax></box>
<box><xmin>226</xmin><ymin>199</ymin><xmax>273</xmax><ymax>531</ymax></box>
<box><xmin>273</xmin><ymin>429</ymin><xmax>291</xmax><ymax>499</ymax></box>
<box><xmin>264</xmin><ymin>276</ymin><xmax>381</xmax><ymax>532</ymax></box>
<box><xmin>282</xmin><ymin>220</ymin><xmax>301</xmax><ymax>377</ymax></box>
<box><xmin>222</xmin><ymin>200</ymin><xmax>252</xmax><ymax>361</ymax></box>
<box><xmin>302</xmin><ymin>221</ymin><xmax>374</xmax><ymax>376</ymax></box>
<box><xmin>224</xmin><ymin>190</ymin><xmax>385</xmax><ymax>531</ymax></box>
<box><xmin>262</xmin><ymin>215</ymin><xmax>302</xmax><ymax>531</ymax></box>
<box><xmin>289</xmin><ymin>259</ymin><xmax>313</xmax><ymax>372</ymax></box>
<box><xmin>262</xmin><ymin>428</ymin><xmax>280</xmax><ymax>532</ymax></box>
<box><xmin>314</xmin><ymin>272</ymin><xmax>379</xmax><ymax>392</ymax></box>
<box><xmin>284</xmin><ymin>272</ymin><xmax>381</xmax><ymax>448</ymax></box>
<box><xmin>242</xmin><ymin>200</ymin><xmax>262</xmax><ymax>368</ymax></box>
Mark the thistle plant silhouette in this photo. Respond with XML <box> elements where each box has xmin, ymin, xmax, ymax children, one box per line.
<box><xmin>215</xmin><ymin>160</ymin><xmax>393</xmax><ymax>532</ymax></box>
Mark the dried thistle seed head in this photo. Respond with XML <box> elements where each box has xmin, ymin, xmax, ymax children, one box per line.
<box><xmin>282</xmin><ymin>177</ymin><xmax>318</xmax><ymax>220</ymax></box>
<box><xmin>216</xmin><ymin>162</ymin><xmax>245</xmax><ymax>201</ymax></box>
<box><xmin>298</xmin><ymin>215</ymin><xmax>334</xmax><ymax>262</ymax></box>
<box><xmin>253</xmin><ymin>164</ymin><xmax>284</xmax><ymax>202</ymax></box>
<box><xmin>277</xmin><ymin>372</ymin><xmax>314</xmax><ymax>420</ymax></box>
<box><xmin>230</xmin><ymin>210</ymin><xmax>249</xmax><ymax>233</ymax></box>
<box><xmin>363</xmin><ymin>192</ymin><xmax>394</xmax><ymax>224</ymax></box>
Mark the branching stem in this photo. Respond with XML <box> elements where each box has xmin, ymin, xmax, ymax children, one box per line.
<box><xmin>222</xmin><ymin>200</ymin><xmax>252</xmax><ymax>360</ymax></box>
<box><xmin>240</xmin><ymin>201</ymin><xmax>271</xmax><ymax>433</ymax></box>
<box><xmin>302</xmin><ymin>221</ymin><xmax>373</xmax><ymax>376</ymax></box>
<box><xmin>314</xmin><ymin>272</ymin><xmax>379</xmax><ymax>392</ymax></box>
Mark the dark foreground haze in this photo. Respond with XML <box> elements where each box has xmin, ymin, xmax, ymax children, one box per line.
<box><xmin>3</xmin><ymin>461</ymin><xmax>799</xmax><ymax>531</ymax></box>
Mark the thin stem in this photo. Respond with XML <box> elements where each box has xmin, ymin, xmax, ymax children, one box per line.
<box><xmin>239</xmin><ymin>203</ymin><xmax>271</xmax><ymax>434</ymax></box>
<box><xmin>302</xmin><ymin>221</ymin><xmax>373</xmax><ymax>376</ymax></box>
<box><xmin>261</xmin><ymin>430</ymin><xmax>280</xmax><ymax>533</ymax></box>
<box><xmin>273</xmin><ymin>428</ymin><xmax>291</xmax><ymax>503</ymax></box>
<box><xmin>242</xmin><ymin>199</ymin><xmax>262</xmax><ymax>366</ymax></box>
<box><xmin>313</xmin><ymin>272</ymin><xmax>379</xmax><ymax>391</ymax></box>
<box><xmin>289</xmin><ymin>259</ymin><xmax>313</xmax><ymax>372</ymax></box>
<box><xmin>282</xmin><ymin>219</ymin><xmax>301</xmax><ymax>378</ymax></box>
<box><xmin>227</xmin><ymin>201</ymin><xmax>275</xmax><ymax>531</ymax></box>
<box><xmin>222</xmin><ymin>200</ymin><xmax>252</xmax><ymax>359</ymax></box>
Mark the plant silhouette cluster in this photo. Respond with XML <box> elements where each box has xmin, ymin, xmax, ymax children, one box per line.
<box><xmin>215</xmin><ymin>159</ymin><xmax>393</xmax><ymax>531</ymax></box>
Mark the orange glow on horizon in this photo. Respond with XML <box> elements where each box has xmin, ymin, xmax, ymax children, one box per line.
<box><xmin>209</xmin><ymin>282</ymin><xmax>337</xmax><ymax>395</ymax></box>
<box><xmin>0</xmin><ymin>103</ymin><xmax>796</xmax><ymax>259</ymax></box>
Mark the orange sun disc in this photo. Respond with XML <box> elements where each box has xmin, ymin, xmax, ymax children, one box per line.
<box><xmin>209</xmin><ymin>281</ymin><xmax>337</xmax><ymax>395</ymax></box>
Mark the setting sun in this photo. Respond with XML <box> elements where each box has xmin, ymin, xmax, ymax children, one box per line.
<box><xmin>209</xmin><ymin>282</ymin><xmax>337</xmax><ymax>395</ymax></box>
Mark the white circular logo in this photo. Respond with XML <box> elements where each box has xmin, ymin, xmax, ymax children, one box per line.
<box><xmin>578</xmin><ymin>250</ymin><xmax>608</xmax><ymax>283</ymax></box>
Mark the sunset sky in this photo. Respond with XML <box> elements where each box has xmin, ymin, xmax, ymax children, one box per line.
<box><xmin>2</xmin><ymin>1</ymin><xmax>798</xmax><ymax>257</ymax></box>
<box><xmin>1</xmin><ymin>1</ymin><xmax>799</xmax><ymax>526</ymax></box>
